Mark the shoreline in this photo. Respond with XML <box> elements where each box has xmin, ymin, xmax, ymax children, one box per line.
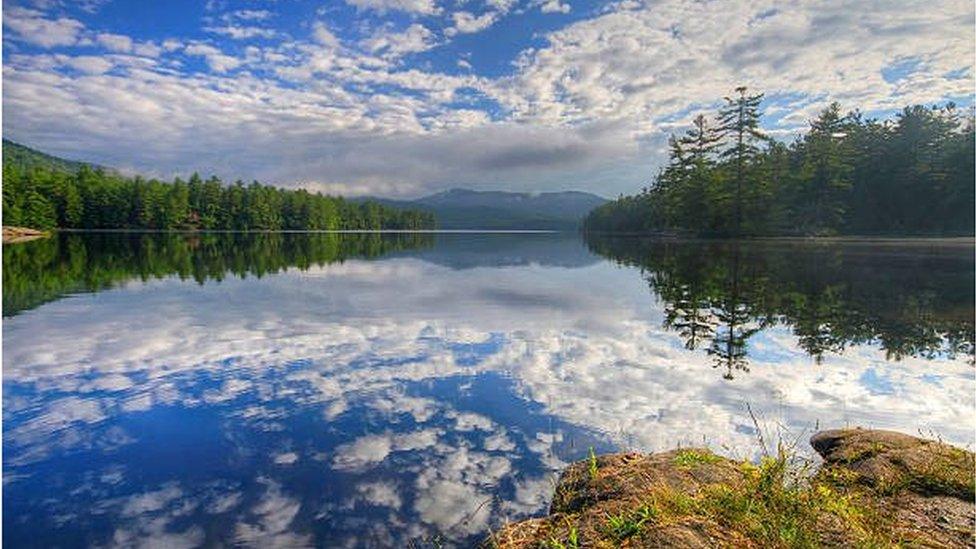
<box><xmin>488</xmin><ymin>428</ymin><xmax>975</xmax><ymax>548</ymax></box>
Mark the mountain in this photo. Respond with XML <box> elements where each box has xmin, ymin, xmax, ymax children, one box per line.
<box><xmin>2</xmin><ymin>139</ymin><xmax>113</xmax><ymax>174</ymax></box>
<box><xmin>374</xmin><ymin>188</ymin><xmax>608</xmax><ymax>230</ymax></box>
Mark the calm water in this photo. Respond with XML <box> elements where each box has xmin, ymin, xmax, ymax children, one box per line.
<box><xmin>4</xmin><ymin>232</ymin><xmax>974</xmax><ymax>547</ymax></box>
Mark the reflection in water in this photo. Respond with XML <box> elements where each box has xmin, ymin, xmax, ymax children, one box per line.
<box><xmin>3</xmin><ymin>233</ymin><xmax>974</xmax><ymax>546</ymax></box>
<box><xmin>2</xmin><ymin>231</ymin><xmax>433</xmax><ymax>317</ymax></box>
<box><xmin>586</xmin><ymin>236</ymin><xmax>975</xmax><ymax>377</ymax></box>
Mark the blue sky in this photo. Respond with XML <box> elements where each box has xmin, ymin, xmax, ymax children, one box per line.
<box><xmin>3</xmin><ymin>0</ymin><xmax>974</xmax><ymax>198</ymax></box>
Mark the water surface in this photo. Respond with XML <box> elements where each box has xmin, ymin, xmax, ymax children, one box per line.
<box><xmin>4</xmin><ymin>232</ymin><xmax>974</xmax><ymax>547</ymax></box>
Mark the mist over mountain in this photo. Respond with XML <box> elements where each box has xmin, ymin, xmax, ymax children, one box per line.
<box><xmin>372</xmin><ymin>188</ymin><xmax>608</xmax><ymax>230</ymax></box>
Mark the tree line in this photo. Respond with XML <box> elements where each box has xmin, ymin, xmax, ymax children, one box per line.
<box><xmin>586</xmin><ymin>235</ymin><xmax>974</xmax><ymax>379</ymax></box>
<box><xmin>2</xmin><ymin>163</ymin><xmax>436</xmax><ymax>231</ymax></box>
<box><xmin>584</xmin><ymin>88</ymin><xmax>975</xmax><ymax>236</ymax></box>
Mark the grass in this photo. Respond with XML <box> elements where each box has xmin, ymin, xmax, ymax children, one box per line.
<box><xmin>603</xmin><ymin>505</ymin><xmax>655</xmax><ymax>541</ymax></box>
<box><xmin>588</xmin><ymin>446</ymin><xmax>599</xmax><ymax>480</ymax></box>
<box><xmin>586</xmin><ymin>448</ymin><xmax>893</xmax><ymax>548</ymax></box>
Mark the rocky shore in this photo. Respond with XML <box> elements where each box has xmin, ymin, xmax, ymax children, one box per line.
<box><xmin>487</xmin><ymin>428</ymin><xmax>975</xmax><ymax>548</ymax></box>
<box><xmin>2</xmin><ymin>226</ymin><xmax>50</xmax><ymax>243</ymax></box>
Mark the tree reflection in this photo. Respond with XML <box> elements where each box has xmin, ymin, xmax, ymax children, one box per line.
<box><xmin>587</xmin><ymin>235</ymin><xmax>975</xmax><ymax>376</ymax></box>
<box><xmin>3</xmin><ymin>232</ymin><xmax>433</xmax><ymax>316</ymax></box>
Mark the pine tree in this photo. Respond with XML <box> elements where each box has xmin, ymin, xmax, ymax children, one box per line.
<box><xmin>717</xmin><ymin>86</ymin><xmax>767</xmax><ymax>235</ymax></box>
<box><xmin>797</xmin><ymin>102</ymin><xmax>853</xmax><ymax>234</ymax></box>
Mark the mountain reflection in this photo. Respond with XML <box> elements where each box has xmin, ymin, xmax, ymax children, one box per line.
<box><xmin>586</xmin><ymin>236</ymin><xmax>975</xmax><ymax>377</ymax></box>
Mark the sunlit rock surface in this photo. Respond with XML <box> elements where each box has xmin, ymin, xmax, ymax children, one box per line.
<box><xmin>490</xmin><ymin>428</ymin><xmax>976</xmax><ymax>548</ymax></box>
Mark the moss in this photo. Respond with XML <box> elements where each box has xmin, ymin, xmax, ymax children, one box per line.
<box><xmin>906</xmin><ymin>451</ymin><xmax>976</xmax><ymax>499</ymax></box>
<box><xmin>840</xmin><ymin>441</ymin><xmax>887</xmax><ymax>464</ymax></box>
<box><xmin>672</xmin><ymin>449</ymin><xmax>723</xmax><ymax>468</ymax></box>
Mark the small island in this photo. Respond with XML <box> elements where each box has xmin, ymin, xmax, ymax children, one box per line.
<box><xmin>584</xmin><ymin>89</ymin><xmax>974</xmax><ymax>238</ymax></box>
<box><xmin>488</xmin><ymin>429</ymin><xmax>975</xmax><ymax>548</ymax></box>
<box><xmin>2</xmin><ymin>226</ymin><xmax>49</xmax><ymax>244</ymax></box>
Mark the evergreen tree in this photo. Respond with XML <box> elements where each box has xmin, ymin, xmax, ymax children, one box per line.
<box><xmin>795</xmin><ymin>103</ymin><xmax>853</xmax><ymax>234</ymax></box>
<box><xmin>717</xmin><ymin>87</ymin><xmax>767</xmax><ymax>235</ymax></box>
<box><xmin>584</xmin><ymin>90</ymin><xmax>974</xmax><ymax>238</ymax></box>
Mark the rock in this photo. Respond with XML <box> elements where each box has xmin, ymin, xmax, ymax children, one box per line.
<box><xmin>812</xmin><ymin>428</ymin><xmax>975</xmax><ymax>548</ymax></box>
<box><xmin>486</xmin><ymin>429</ymin><xmax>975</xmax><ymax>548</ymax></box>
<box><xmin>812</xmin><ymin>428</ymin><xmax>975</xmax><ymax>499</ymax></box>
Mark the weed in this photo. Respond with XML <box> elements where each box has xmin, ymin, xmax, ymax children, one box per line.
<box><xmin>588</xmin><ymin>447</ymin><xmax>598</xmax><ymax>480</ymax></box>
<box><xmin>603</xmin><ymin>504</ymin><xmax>658</xmax><ymax>541</ymax></box>
<box><xmin>546</xmin><ymin>518</ymin><xmax>580</xmax><ymax>549</ymax></box>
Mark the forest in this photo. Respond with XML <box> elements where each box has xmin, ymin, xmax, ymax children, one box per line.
<box><xmin>2</xmin><ymin>149</ymin><xmax>436</xmax><ymax>231</ymax></box>
<box><xmin>584</xmin><ymin>89</ymin><xmax>975</xmax><ymax>236</ymax></box>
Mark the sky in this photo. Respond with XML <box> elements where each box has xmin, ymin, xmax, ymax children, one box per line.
<box><xmin>2</xmin><ymin>0</ymin><xmax>974</xmax><ymax>198</ymax></box>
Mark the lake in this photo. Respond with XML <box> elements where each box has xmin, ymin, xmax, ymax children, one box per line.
<box><xmin>3</xmin><ymin>232</ymin><xmax>974</xmax><ymax>547</ymax></box>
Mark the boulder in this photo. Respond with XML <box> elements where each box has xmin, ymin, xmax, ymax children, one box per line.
<box><xmin>486</xmin><ymin>429</ymin><xmax>975</xmax><ymax>548</ymax></box>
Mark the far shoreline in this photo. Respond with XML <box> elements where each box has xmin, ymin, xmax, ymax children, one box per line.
<box><xmin>581</xmin><ymin>231</ymin><xmax>976</xmax><ymax>244</ymax></box>
<box><xmin>7</xmin><ymin>226</ymin><xmax>975</xmax><ymax>243</ymax></box>
<box><xmin>53</xmin><ymin>228</ymin><xmax>564</xmax><ymax>234</ymax></box>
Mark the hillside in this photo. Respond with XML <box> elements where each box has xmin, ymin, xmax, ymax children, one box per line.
<box><xmin>376</xmin><ymin>188</ymin><xmax>607</xmax><ymax>230</ymax></box>
<box><xmin>2</xmin><ymin>139</ymin><xmax>111</xmax><ymax>174</ymax></box>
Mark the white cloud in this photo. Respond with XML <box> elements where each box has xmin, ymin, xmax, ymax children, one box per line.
<box><xmin>183</xmin><ymin>43</ymin><xmax>241</xmax><ymax>72</ymax></box>
<box><xmin>234</xmin><ymin>479</ymin><xmax>312</xmax><ymax>547</ymax></box>
<box><xmin>229</xmin><ymin>9</ymin><xmax>273</xmax><ymax>21</ymax></box>
<box><xmin>273</xmin><ymin>451</ymin><xmax>299</xmax><ymax>465</ymax></box>
<box><xmin>3</xmin><ymin>6</ymin><xmax>84</xmax><ymax>48</ymax></box>
<box><xmin>65</xmin><ymin>55</ymin><xmax>114</xmax><ymax>74</ymax></box>
<box><xmin>363</xmin><ymin>24</ymin><xmax>437</xmax><ymax>60</ymax></box>
<box><xmin>492</xmin><ymin>0</ymin><xmax>975</xmax><ymax>132</ymax></box>
<box><xmin>1</xmin><ymin>0</ymin><xmax>972</xmax><ymax>197</ymax></box>
<box><xmin>205</xmin><ymin>25</ymin><xmax>277</xmax><ymax>40</ymax></box>
<box><xmin>132</xmin><ymin>42</ymin><xmax>163</xmax><ymax>57</ymax></box>
<box><xmin>97</xmin><ymin>32</ymin><xmax>133</xmax><ymax>52</ymax></box>
<box><xmin>311</xmin><ymin>21</ymin><xmax>341</xmax><ymax>48</ymax></box>
<box><xmin>538</xmin><ymin>0</ymin><xmax>570</xmax><ymax>14</ymax></box>
<box><xmin>345</xmin><ymin>0</ymin><xmax>440</xmax><ymax>15</ymax></box>
<box><xmin>446</xmin><ymin>11</ymin><xmax>498</xmax><ymax>36</ymax></box>
<box><xmin>332</xmin><ymin>434</ymin><xmax>393</xmax><ymax>471</ymax></box>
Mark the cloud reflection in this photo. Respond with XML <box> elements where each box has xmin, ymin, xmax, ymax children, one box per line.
<box><xmin>3</xmin><ymin>239</ymin><xmax>974</xmax><ymax>546</ymax></box>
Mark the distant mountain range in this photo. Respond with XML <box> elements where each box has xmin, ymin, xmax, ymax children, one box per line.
<box><xmin>2</xmin><ymin>140</ymin><xmax>607</xmax><ymax>230</ymax></box>
<box><xmin>368</xmin><ymin>188</ymin><xmax>607</xmax><ymax>230</ymax></box>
